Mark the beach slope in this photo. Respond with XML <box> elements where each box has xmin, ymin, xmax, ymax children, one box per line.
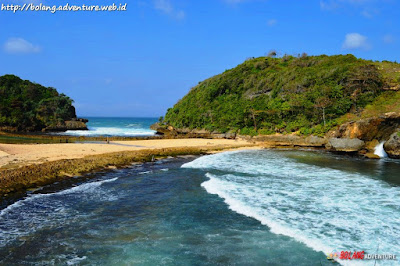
<box><xmin>0</xmin><ymin>138</ymin><xmax>256</xmax><ymax>196</ymax></box>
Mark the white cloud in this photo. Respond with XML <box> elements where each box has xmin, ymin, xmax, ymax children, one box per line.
<box><xmin>3</xmin><ymin>38</ymin><xmax>41</xmax><ymax>54</ymax></box>
<box><xmin>360</xmin><ymin>7</ymin><xmax>380</xmax><ymax>18</ymax></box>
<box><xmin>342</xmin><ymin>33</ymin><xmax>371</xmax><ymax>50</ymax></box>
<box><xmin>267</xmin><ymin>19</ymin><xmax>277</xmax><ymax>27</ymax></box>
<box><xmin>321</xmin><ymin>0</ymin><xmax>380</xmax><ymax>17</ymax></box>
<box><xmin>383</xmin><ymin>34</ymin><xmax>395</xmax><ymax>44</ymax></box>
<box><xmin>320</xmin><ymin>0</ymin><xmax>340</xmax><ymax>10</ymax></box>
<box><xmin>154</xmin><ymin>0</ymin><xmax>185</xmax><ymax>20</ymax></box>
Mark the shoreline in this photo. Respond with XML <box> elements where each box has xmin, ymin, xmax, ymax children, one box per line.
<box><xmin>0</xmin><ymin>138</ymin><xmax>258</xmax><ymax>199</ymax></box>
<box><xmin>0</xmin><ymin>133</ymin><xmax>394</xmax><ymax>200</ymax></box>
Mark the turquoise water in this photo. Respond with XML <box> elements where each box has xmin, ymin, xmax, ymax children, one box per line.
<box><xmin>1</xmin><ymin>150</ymin><xmax>399</xmax><ymax>265</ymax></box>
<box><xmin>61</xmin><ymin>117</ymin><xmax>158</xmax><ymax>137</ymax></box>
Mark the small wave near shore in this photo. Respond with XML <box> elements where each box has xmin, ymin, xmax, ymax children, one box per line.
<box><xmin>183</xmin><ymin>150</ymin><xmax>400</xmax><ymax>265</ymax></box>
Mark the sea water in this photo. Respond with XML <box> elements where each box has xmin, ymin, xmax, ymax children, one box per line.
<box><xmin>61</xmin><ymin>117</ymin><xmax>157</xmax><ymax>137</ymax></box>
<box><xmin>0</xmin><ymin>150</ymin><xmax>399</xmax><ymax>265</ymax></box>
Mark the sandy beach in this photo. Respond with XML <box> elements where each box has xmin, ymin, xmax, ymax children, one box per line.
<box><xmin>0</xmin><ymin>138</ymin><xmax>254</xmax><ymax>169</ymax></box>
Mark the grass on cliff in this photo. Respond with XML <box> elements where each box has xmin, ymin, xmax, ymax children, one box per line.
<box><xmin>164</xmin><ymin>54</ymin><xmax>399</xmax><ymax>136</ymax></box>
<box><xmin>338</xmin><ymin>90</ymin><xmax>400</xmax><ymax>123</ymax></box>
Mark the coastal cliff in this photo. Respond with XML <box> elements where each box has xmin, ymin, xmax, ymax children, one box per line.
<box><xmin>0</xmin><ymin>75</ymin><xmax>88</xmax><ymax>133</ymax></box>
<box><xmin>155</xmin><ymin>54</ymin><xmax>400</xmax><ymax>158</ymax></box>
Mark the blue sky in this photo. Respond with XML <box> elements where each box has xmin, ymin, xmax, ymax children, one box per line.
<box><xmin>0</xmin><ymin>0</ymin><xmax>399</xmax><ymax>117</ymax></box>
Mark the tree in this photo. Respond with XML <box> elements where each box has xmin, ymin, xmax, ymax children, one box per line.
<box><xmin>267</xmin><ymin>50</ymin><xmax>277</xmax><ymax>58</ymax></box>
<box><xmin>315</xmin><ymin>96</ymin><xmax>332</xmax><ymax>127</ymax></box>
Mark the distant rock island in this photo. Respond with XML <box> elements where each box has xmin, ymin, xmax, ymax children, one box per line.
<box><xmin>0</xmin><ymin>74</ymin><xmax>88</xmax><ymax>133</ymax></box>
<box><xmin>154</xmin><ymin>54</ymin><xmax>400</xmax><ymax>158</ymax></box>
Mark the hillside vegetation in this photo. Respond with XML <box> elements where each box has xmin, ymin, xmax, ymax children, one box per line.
<box><xmin>164</xmin><ymin>54</ymin><xmax>400</xmax><ymax>136</ymax></box>
<box><xmin>0</xmin><ymin>75</ymin><xmax>78</xmax><ymax>132</ymax></box>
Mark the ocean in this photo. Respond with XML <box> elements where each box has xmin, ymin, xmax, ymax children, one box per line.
<box><xmin>61</xmin><ymin>117</ymin><xmax>158</xmax><ymax>137</ymax></box>
<box><xmin>1</xmin><ymin>150</ymin><xmax>399</xmax><ymax>265</ymax></box>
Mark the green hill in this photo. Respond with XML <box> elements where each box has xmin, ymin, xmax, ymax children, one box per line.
<box><xmin>0</xmin><ymin>75</ymin><xmax>84</xmax><ymax>132</ymax></box>
<box><xmin>163</xmin><ymin>54</ymin><xmax>400</xmax><ymax>136</ymax></box>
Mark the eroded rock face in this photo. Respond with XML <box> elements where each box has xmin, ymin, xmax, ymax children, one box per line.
<box><xmin>331</xmin><ymin>112</ymin><xmax>400</xmax><ymax>141</ymax></box>
<box><xmin>326</xmin><ymin>138</ymin><xmax>365</xmax><ymax>152</ymax></box>
<box><xmin>252</xmin><ymin>134</ymin><xmax>327</xmax><ymax>147</ymax></box>
<box><xmin>384</xmin><ymin>132</ymin><xmax>400</xmax><ymax>158</ymax></box>
<box><xmin>65</xmin><ymin>119</ymin><xmax>89</xmax><ymax>130</ymax></box>
<box><xmin>42</xmin><ymin>118</ymin><xmax>88</xmax><ymax>132</ymax></box>
<box><xmin>150</xmin><ymin>123</ymin><xmax>174</xmax><ymax>135</ymax></box>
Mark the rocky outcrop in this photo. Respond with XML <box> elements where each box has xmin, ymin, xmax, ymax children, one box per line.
<box><xmin>252</xmin><ymin>134</ymin><xmax>327</xmax><ymax>147</ymax></box>
<box><xmin>384</xmin><ymin>132</ymin><xmax>400</xmax><ymax>158</ymax></box>
<box><xmin>150</xmin><ymin>123</ymin><xmax>236</xmax><ymax>139</ymax></box>
<box><xmin>152</xmin><ymin>114</ymin><xmax>399</xmax><ymax>158</ymax></box>
<box><xmin>331</xmin><ymin>112</ymin><xmax>400</xmax><ymax>141</ymax></box>
<box><xmin>42</xmin><ymin>118</ymin><xmax>88</xmax><ymax>132</ymax></box>
<box><xmin>326</xmin><ymin>138</ymin><xmax>365</xmax><ymax>152</ymax></box>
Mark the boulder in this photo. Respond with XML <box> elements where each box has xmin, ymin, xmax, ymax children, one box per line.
<box><xmin>326</xmin><ymin>138</ymin><xmax>365</xmax><ymax>152</ymax></box>
<box><xmin>303</xmin><ymin>135</ymin><xmax>327</xmax><ymax>147</ymax></box>
<box><xmin>150</xmin><ymin>123</ymin><xmax>175</xmax><ymax>136</ymax></box>
<box><xmin>384</xmin><ymin>131</ymin><xmax>400</xmax><ymax>158</ymax></box>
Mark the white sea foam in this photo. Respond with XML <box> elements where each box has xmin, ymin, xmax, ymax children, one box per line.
<box><xmin>55</xmin><ymin>177</ymin><xmax>118</xmax><ymax>196</ymax></box>
<box><xmin>0</xmin><ymin>177</ymin><xmax>118</xmax><ymax>217</ymax></box>
<box><xmin>66</xmin><ymin>255</ymin><xmax>87</xmax><ymax>265</ymax></box>
<box><xmin>0</xmin><ymin>177</ymin><xmax>119</xmax><ymax>246</ymax></box>
<box><xmin>138</xmin><ymin>171</ymin><xmax>152</xmax><ymax>175</ymax></box>
<box><xmin>185</xmin><ymin>150</ymin><xmax>400</xmax><ymax>265</ymax></box>
<box><xmin>58</xmin><ymin>127</ymin><xmax>156</xmax><ymax>137</ymax></box>
<box><xmin>374</xmin><ymin>142</ymin><xmax>388</xmax><ymax>158</ymax></box>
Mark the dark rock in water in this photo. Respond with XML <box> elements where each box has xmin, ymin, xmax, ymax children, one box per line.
<box><xmin>326</xmin><ymin>138</ymin><xmax>365</xmax><ymax>152</ymax></box>
<box><xmin>384</xmin><ymin>132</ymin><xmax>400</xmax><ymax>158</ymax></box>
<box><xmin>42</xmin><ymin>118</ymin><xmax>89</xmax><ymax>132</ymax></box>
<box><xmin>331</xmin><ymin>112</ymin><xmax>400</xmax><ymax>141</ymax></box>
